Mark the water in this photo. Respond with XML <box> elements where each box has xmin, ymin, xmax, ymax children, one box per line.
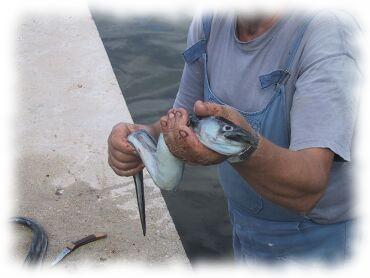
<box><xmin>92</xmin><ymin>12</ymin><xmax>233</xmax><ymax>262</ymax></box>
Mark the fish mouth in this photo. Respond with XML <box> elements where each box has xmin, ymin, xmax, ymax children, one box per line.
<box><xmin>187</xmin><ymin>114</ymin><xmax>201</xmax><ymax>128</ymax></box>
<box><xmin>223</xmin><ymin>128</ymin><xmax>258</xmax><ymax>145</ymax></box>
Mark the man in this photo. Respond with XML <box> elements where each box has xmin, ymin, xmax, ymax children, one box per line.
<box><xmin>108</xmin><ymin>10</ymin><xmax>360</xmax><ymax>262</ymax></box>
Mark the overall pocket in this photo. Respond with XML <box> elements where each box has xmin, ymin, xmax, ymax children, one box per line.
<box><xmin>231</xmin><ymin>207</ymin><xmax>306</xmax><ymax>261</ymax></box>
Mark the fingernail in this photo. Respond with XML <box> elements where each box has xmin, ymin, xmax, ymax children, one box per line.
<box><xmin>168</xmin><ymin>112</ymin><xmax>175</xmax><ymax>119</ymax></box>
<box><xmin>124</xmin><ymin>143</ymin><xmax>131</xmax><ymax>149</ymax></box>
<box><xmin>179</xmin><ymin>130</ymin><xmax>188</xmax><ymax>138</ymax></box>
<box><xmin>160</xmin><ymin>120</ymin><xmax>167</xmax><ymax>127</ymax></box>
<box><xmin>175</xmin><ymin>111</ymin><xmax>182</xmax><ymax>118</ymax></box>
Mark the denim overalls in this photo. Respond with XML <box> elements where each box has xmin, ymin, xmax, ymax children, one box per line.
<box><xmin>183</xmin><ymin>15</ymin><xmax>351</xmax><ymax>263</ymax></box>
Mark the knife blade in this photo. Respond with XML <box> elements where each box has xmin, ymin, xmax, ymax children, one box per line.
<box><xmin>51</xmin><ymin>233</ymin><xmax>107</xmax><ymax>266</ymax></box>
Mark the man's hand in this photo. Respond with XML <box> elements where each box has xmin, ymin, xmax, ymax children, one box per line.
<box><xmin>108</xmin><ymin>122</ymin><xmax>146</xmax><ymax>176</ymax></box>
<box><xmin>160</xmin><ymin>100</ymin><xmax>253</xmax><ymax>165</ymax></box>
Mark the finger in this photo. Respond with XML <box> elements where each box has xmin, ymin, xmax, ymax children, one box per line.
<box><xmin>176</xmin><ymin>125</ymin><xmax>200</xmax><ymax>147</ymax></box>
<box><xmin>194</xmin><ymin>100</ymin><xmax>228</xmax><ymax>118</ymax></box>
<box><xmin>164</xmin><ymin>111</ymin><xmax>177</xmax><ymax>146</ymax></box>
<box><xmin>160</xmin><ymin>115</ymin><xmax>169</xmax><ymax>133</ymax></box>
<box><xmin>161</xmin><ymin>114</ymin><xmax>178</xmax><ymax>150</ymax></box>
<box><xmin>193</xmin><ymin>100</ymin><xmax>207</xmax><ymax>115</ymax></box>
<box><xmin>109</xmin><ymin>131</ymin><xmax>136</xmax><ymax>154</ymax></box>
<box><xmin>174</xmin><ymin>108</ymin><xmax>189</xmax><ymax>127</ymax></box>
<box><xmin>109</xmin><ymin>122</ymin><xmax>144</xmax><ymax>153</ymax></box>
<box><xmin>109</xmin><ymin>156</ymin><xmax>144</xmax><ymax>177</ymax></box>
<box><xmin>166</xmin><ymin>126</ymin><xmax>192</xmax><ymax>160</ymax></box>
<box><xmin>121</xmin><ymin>164</ymin><xmax>145</xmax><ymax>177</ymax></box>
<box><xmin>109</xmin><ymin>145</ymin><xmax>140</xmax><ymax>163</ymax></box>
<box><xmin>167</xmin><ymin>109</ymin><xmax>176</xmax><ymax>130</ymax></box>
<box><xmin>108</xmin><ymin>156</ymin><xmax>128</xmax><ymax>176</ymax></box>
<box><xmin>177</xmin><ymin>125</ymin><xmax>225</xmax><ymax>165</ymax></box>
<box><xmin>163</xmin><ymin>128</ymin><xmax>176</xmax><ymax>150</ymax></box>
<box><xmin>173</xmin><ymin>125</ymin><xmax>201</xmax><ymax>157</ymax></box>
<box><xmin>109</xmin><ymin>153</ymin><xmax>143</xmax><ymax>171</ymax></box>
<box><xmin>126</xmin><ymin>123</ymin><xmax>143</xmax><ymax>133</ymax></box>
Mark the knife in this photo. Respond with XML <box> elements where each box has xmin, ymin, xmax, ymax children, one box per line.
<box><xmin>51</xmin><ymin>233</ymin><xmax>107</xmax><ymax>266</ymax></box>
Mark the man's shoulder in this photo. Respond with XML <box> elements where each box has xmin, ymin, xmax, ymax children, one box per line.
<box><xmin>187</xmin><ymin>11</ymin><xmax>233</xmax><ymax>45</ymax></box>
<box><xmin>295</xmin><ymin>9</ymin><xmax>361</xmax><ymax>69</ymax></box>
<box><xmin>287</xmin><ymin>10</ymin><xmax>359</xmax><ymax>42</ymax></box>
<box><xmin>309</xmin><ymin>10</ymin><xmax>360</xmax><ymax>31</ymax></box>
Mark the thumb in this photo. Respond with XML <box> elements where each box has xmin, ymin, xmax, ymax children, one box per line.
<box><xmin>193</xmin><ymin>100</ymin><xmax>207</xmax><ymax>116</ymax></box>
<box><xmin>194</xmin><ymin>100</ymin><xmax>227</xmax><ymax>118</ymax></box>
<box><xmin>126</xmin><ymin>123</ymin><xmax>146</xmax><ymax>134</ymax></box>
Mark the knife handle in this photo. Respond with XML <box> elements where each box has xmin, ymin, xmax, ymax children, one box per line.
<box><xmin>66</xmin><ymin>233</ymin><xmax>107</xmax><ymax>251</ymax></box>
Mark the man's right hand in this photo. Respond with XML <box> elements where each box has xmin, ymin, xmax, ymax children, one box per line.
<box><xmin>108</xmin><ymin>122</ymin><xmax>146</xmax><ymax>177</ymax></box>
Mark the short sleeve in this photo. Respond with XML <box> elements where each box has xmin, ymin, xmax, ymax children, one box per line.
<box><xmin>173</xmin><ymin>14</ymin><xmax>205</xmax><ymax>111</ymax></box>
<box><xmin>289</xmin><ymin>12</ymin><xmax>361</xmax><ymax>162</ymax></box>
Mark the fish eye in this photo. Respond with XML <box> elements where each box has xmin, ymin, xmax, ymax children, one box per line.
<box><xmin>222</xmin><ymin>125</ymin><xmax>233</xmax><ymax>132</ymax></box>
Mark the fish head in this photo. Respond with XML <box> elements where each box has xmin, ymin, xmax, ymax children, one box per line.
<box><xmin>191</xmin><ymin>116</ymin><xmax>255</xmax><ymax>156</ymax></box>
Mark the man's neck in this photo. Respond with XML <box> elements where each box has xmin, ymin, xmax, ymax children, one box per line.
<box><xmin>236</xmin><ymin>13</ymin><xmax>280</xmax><ymax>42</ymax></box>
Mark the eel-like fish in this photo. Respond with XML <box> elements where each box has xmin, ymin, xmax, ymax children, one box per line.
<box><xmin>127</xmin><ymin>115</ymin><xmax>256</xmax><ymax>236</ymax></box>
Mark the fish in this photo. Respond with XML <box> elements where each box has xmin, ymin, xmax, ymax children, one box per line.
<box><xmin>127</xmin><ymin>115</ymin><xmax>255</xmax><ymax>236</ymax></box>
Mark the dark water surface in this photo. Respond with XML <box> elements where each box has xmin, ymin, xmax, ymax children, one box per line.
<box><xmin>92</xmin><ymin>12</ymin><xmax>233</xmax><ymax>262</ymax></box>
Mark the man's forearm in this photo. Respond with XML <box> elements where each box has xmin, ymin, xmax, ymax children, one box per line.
<box><xmin>232</xmin><ymin>136</ymin><xmax>334</xmax><ymax>214</ymax></box>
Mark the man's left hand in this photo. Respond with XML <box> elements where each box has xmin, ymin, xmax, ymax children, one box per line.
<box><xmin>160</xmin><ymin>100</ymin><xmax>252</xmax><ymax>165</ymax></box>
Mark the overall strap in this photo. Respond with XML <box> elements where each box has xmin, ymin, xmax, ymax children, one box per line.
<box><xmin>202</xmin><ymin>14</ymin><xmax>213</xmax><ymax>42</ymax></box>
<box><xmin>259</xmin><ymin>16</ymin><xmax>313</xmax><ymax>90</ymax></box>
<box><xmin>182</xmin><ymin>14</ymin><xmax>213</xmax><ymax>64</ymax></box>
<box><xmin>282</xmin><ymin>16</ymin><xmax>313</xmax><ymax>73</ymax></box>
